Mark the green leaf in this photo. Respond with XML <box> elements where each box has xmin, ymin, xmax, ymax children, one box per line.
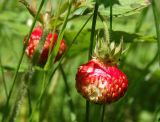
<box><xmin>99</xmin><ymin>0</ymin><xmax>151</xmax><ymax>17</ymax></box>
<box><xmin>64</xmin><ymin>29</ymin><xmax>156</xmax><ymax>58</ymax></box>
<box><xmin>72</xmin><ymin>0</ymin><xmax>150</xmax><ymax>17</ymax></box>
<box><xmin>111</xmin><ymin>30</ymin><xmax>157</xmax><ymax>43</ymax></box>
<box><xmin>3</xmin><ymin>21</ymin><xmax>29</xmax><ymax>35</ymax></box>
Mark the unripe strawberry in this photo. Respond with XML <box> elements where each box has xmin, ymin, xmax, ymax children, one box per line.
<box><xmin>75</xmin><ymin>30</ymin><xmax>128</xmax><ymax>104</ymax></box>
<box><xmin>24</xmin><ymin>26</ymin><xmax>67</xmax><ymax>65</ymax></box>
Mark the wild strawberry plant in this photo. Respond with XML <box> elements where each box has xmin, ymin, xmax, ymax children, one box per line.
<box><xmin>0</xmin><ymin>0</ymin><xmax>160</xmax><ymax>122</ymax></box>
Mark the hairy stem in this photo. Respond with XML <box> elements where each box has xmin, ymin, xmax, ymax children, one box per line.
<box><xmin>19</xmin><ymin>0</ymin><xmax>44</xmax><ymax>24</ymax></box>
<box><xmin>59</xmin><ymin>64</ymin><xmax>77</xmax><ymax>121</ymax></box>
<box><xmin>1</xmin><ymin>0</ymin><xmax>45</xmax><ymax>121</ymax></box>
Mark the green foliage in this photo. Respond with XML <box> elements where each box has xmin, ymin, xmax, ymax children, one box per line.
<box><xmin>0</xmin><ymin>0</ymin><xmax>160</xmax><ymax>122</ymax></box>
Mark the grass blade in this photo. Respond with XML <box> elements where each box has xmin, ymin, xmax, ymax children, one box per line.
<box><xmin>152</xmin><ymin>0</ymin><xmax>160</xmax><ymax>65</ymax></box>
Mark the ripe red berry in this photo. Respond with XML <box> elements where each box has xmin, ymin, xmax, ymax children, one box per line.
<box><xmin>24</xmin><ymin>26</ymin><xmax>67</xmax><ymax>65</ymax></box>
<box><xmin>76</xmin><ymin>58</ymin><xmax>128</xmax><ymax>104</ymax></box>
<box><xmin>75</xmin><ymin>30</ymin><xmax>129</xmax><ymax>104</ymax></box>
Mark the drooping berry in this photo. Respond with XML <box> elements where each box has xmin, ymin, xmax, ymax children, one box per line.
<box><xmin>76</xmin><ymin>58</ymin><xmax>128</xmax><ymax>104</ymax></box>
<box><xmin>24</xmin><ymin>26</ymin><xmax>67</xmax><ymax>65</ymax></box>
<box><xmin>75</xmin><ymin>30</ymin><xmax>128</xmax><ymax>104</ymax></box>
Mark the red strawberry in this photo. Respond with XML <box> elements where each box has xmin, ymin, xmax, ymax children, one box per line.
<box><xmin>24</xmin><ymin>26</ymin><xmax>67</xmax><ymax>65</ymax></box>
<box><xmin>75</xmin><ymin>31</ymin><xmax>128</xmax><ymax>104</ymax></box>
<box><xmin>76</xmin><ymin>58</ymin><xmax>128</xmax><ymax>104</ymax></box>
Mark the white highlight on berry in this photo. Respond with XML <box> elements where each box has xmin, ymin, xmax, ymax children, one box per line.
<box><xmin>86</xmin><ymin>67</ymin><xmax>93</xmax><ymax>73</ymax></box>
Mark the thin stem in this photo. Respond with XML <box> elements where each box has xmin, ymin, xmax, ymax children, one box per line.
<box><xmin>58</xmin><ymin>15</ymin><xmax>93</xmax><ymax>64</ymax></box>
<box><xmin>48</xmin><ymin>14</ymin><xmax>93</xmax><ymax>85</ymax></box>
<box><xmin>100</xmin><ymin>1</ymin><xmax>113</xmax><ymax>121</ymax></box>
<box><xmin>59</xmin><ymin>64</ymin><xmax>76</xmax><ymax>121</ymax></box>
<box><xmin>32</xmin><ymin>29</ymin><xmax>49</xmax><ymax>65</ymax></box>
<box><xmin>0</xmin><ymin>57</ymin><xmax>8</xmax><ymax>98</ymax></box>
<box><xmin>135</xmin><ymin>8</ymin><xmax>148</xmax><ymax>32</ymax></box>
<box><xmin>88</xmin><ymin>2</ymin><xmax>99</xmax><ymax>59</ymax></box>
<box><xmin>19</xmin><ymin>0</ymin><xmax>44</xmax><ymax>24</ymax></box>
<box><xmin>85</xmin><ymin>101</ymin><xmax>90</xmax><ymax>122</ymax></box>
<box><xmin>8</xmin><ymin>65</ymin><xmax>33</xmax><ymax>122</ymax></box>
<box><xmin>86</xmin><ymin>2</ymin><xmax>99</xmax><ymax>122</ymax></box>
<box><xmin>98</xmin><ymin>13</ymin><xmax>110</xmax><ymax>45</ymax></box>
<box><xmin>33</xmin><ymin>13</ymin><xmax>92</xmax><ymax>122</ymax></box>
<box><xmin>109</xmin><ymin>0</ymin><xmax>113</xmax><ymax>41</ymax></box>
<box><xmin>9</xmin><ymin>82</ymin><xmax>27</xmax><ymax>122</ymax></box>
<box><xmin>152</xmin><ymin>0</ymin><xmax>160</xmax><ymax>65</ymax></box>
<box><xmin>0</xmin><ymin>0</ymin><xmax>9</xmax><ymax>11</ymax></box>
<box><xmin>44</xmin><ymin>0</ymin><xmax>73</xmax><ymax>70</ymax></box>
<box><xmin>42</xmin><ymin>15</ymin><xmax>92</xmax><ymax>103</ymax></box>
<box><xmin>29</xmin><ymin>1</ymin><xmax>73</xmax><ymax>120</ymax></box>
<box><xmin>153</xmin><ymin>106</ymin><xmax>160</xmax><ymax>122</ymax></box>
<box><xmin>1</xmin><ymin>0</ymin><xmax>45</xmax><ymax>121</ymax></box>
<box><xmin>31</xmin><ymin>1</ymin><xmax>74</xmax><ymax>120</ymax></box>
<box><xmin>101</xmin><ymin>105</ymin><xmax>106</xmax><ymax>122</ymax></box>
<box><xmin>29</xmin><ymin>72</ymin><xmax>47</xmax><ymax>121</ymax></box>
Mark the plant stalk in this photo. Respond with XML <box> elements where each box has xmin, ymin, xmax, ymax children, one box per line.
<box><xmin>44</xmin><ymin>0</ymin><xmax>73</xmax><ymax>70</ymax></box>
<box><xmin>0</xmin><ymin>57</ymin><xmax>8</xmax><ymax>99</ymax></box>
<box><xmin>19</xmin><ymin>0</ymin><xmax>44</xmax><ymax>24</ymax></box>
<box><xmin>101</xmin><ymin>105</ymin><xmax>106</xmax><ymax>122</ymax></box>
<box><xmin>39</xmin><ymin>16</ymin><xmax>93</xmax><ymax>114</ymax></box>
<box><xmin>135</xmin><ymin>8</ymin><xmax>148</xmax><ymax>32</ymax></box>
<box><xmin>109</xmin><ymin>0</ymin><xmax>113</xmax><ymax>42</ymax></box>
<box><xmin>1</xmin><ymin>0</ymin><xmax>45</xmax><ymax>121</ymax></box>
<box><xmin>86</xmin><ymin>2</ymin><xmax>99</xmax><ymax>122</ymax></box>
<box><xmin>88</xmin><ymin>2</ymin><xmax>99</xmax><ymax>59</ymax></box>
<box><xmin>100</xmin><ymin>0</ymin><xmax>113</xmax><ymax>121</ymax></box>
<box><xmin>59</xmin><ymin>64</ymin><xmax>77</xmax><ymax>121</ymax></box>
<box><xmin>152</xmin><ymin>0</ymin><xmax>160</xmax><ymax>65</ymax></box>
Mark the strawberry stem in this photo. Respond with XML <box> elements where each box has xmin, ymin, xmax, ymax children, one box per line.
<box><xmin>101</xmin><ymin>105</ymin><xmax>106</xmax><ymax>122</ymax></box>
<box><xmin>98</xmin><ymin>13</ymin><xmax>110</xmax><ymax>46</ymax></box>
<box><xmin>44</xmin><ymin>0</ymin><xmax>73</xmax><ymax>70</ymax></box>
<box><xmin>56</xmin><ymin>15</ymin><xmax>92</xmax><ymax>66</ymax></box>
<box><xmin>86</xmin><ymin>1</ymin><xmax>99</xmax><ymax>122</ymax></box>
<box><xmin>19</xmin><ymin>0</ymin><xmax>44</xmax><ymax>24</ymax></box>
<box><xmin>152</xmin><ymin>0</ymin><xmax>160</xmax><ymax>65</ymax></box>
<box><xmin>85</xmin><ymin>101</ymin><xmax>90</xmax><ymax>122</ymax></box>
<box><xmin>33</xmin><ymin>15</ymin><xmax>92</xmax><ymax>121</ymax></box>
<box><xmin>100</xmin><ymin>1</ymin><xmax>113</xmax><ymax>121</ymax></box>
<box><xmin>1</xmin><ymin>0</ymin><xmax>45</xmax><ymax>121</ymax></box>
<box><xmin>59</xmin><ymin>64</ymin><xmax>77</xmax><ymax>121</ymax></box>
<box><xmin>44</xmin><ymin>15</ymin><xmax>93</xmax><ymax>109</ymax></box>
<box><xmin>109</xmin><ymin>0</ymin><xmax>113</xmax><ymax>42</ymax></box>
<box><xmin>32</xmin><ymin>29</ymin><xmax>49</xmax><ymax>65</ymax></box>
<box><xmin>88</xmin><ymin>2</ymin><xmax>99</xmax><ymax>60</ymax></box>
<box><xmin>0</xmin><ymin>56</ymin><xmax>8</xmax><ymax>99</ymax></box>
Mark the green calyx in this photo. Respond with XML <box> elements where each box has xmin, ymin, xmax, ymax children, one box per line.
<box><xmin>93</xmin><ymin>29</ymin><xmax>123</xmax><ymax>65</ymax></box>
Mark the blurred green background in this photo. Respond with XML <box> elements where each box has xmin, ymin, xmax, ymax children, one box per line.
<box><xmin>0</xmin><ymin>0</ymin><xmax>160</xmax><ymax>122</ymax></box>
